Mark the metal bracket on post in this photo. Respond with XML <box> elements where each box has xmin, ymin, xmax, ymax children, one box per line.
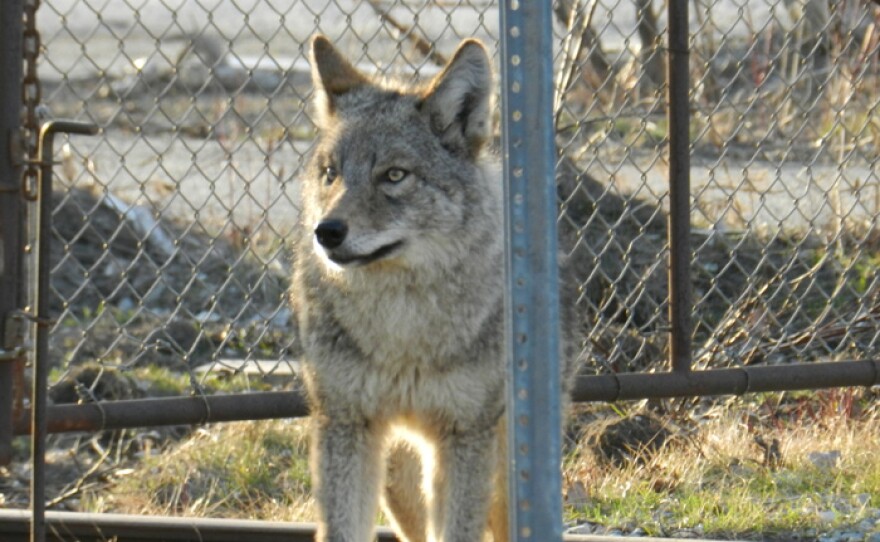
<box><xmin>30</xmin><ymin>120</ymin><xmax>97</xmax><ymax>542</ymax></box>
<box><xmin>500</xmin><ymin>2</ymin><xmax>564</xmax><ymax>541</ymax></box>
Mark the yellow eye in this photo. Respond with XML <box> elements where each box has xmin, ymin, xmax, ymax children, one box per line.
<box><xmin>386</xmin><ymin>168</ymin><xmax>407</xmax><ymax>183</ymax></box>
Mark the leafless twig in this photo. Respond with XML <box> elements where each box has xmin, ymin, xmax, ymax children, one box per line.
<box><xmin>366</xmin><ymin>0</ymin><xmax>448</xmax><ymax>67</ymax></box>
<box><xmin>554</xmin><ymin>0</ymin><xmax>602</xmax><ymax>130</ymax></box>
<box><xmin>47</xmin><ymin>444</ymin><xmax>113</xmax><ymax>508</ymax></box>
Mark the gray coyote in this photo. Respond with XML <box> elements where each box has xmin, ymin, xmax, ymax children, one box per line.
<box><xmin>291</xmin><ymin>34</ymin><xmax>577</xmax><ymax>542</ymax></box>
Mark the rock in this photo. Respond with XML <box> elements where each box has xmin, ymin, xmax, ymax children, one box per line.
<box><xmin>809</xmin><ymin>450</ymin><xmax>842</xmax><ymax>470</ymax></box>
<box><xmin>566</xmin><ymin>522</ymin><xmax>597</xmax><ymax>535</ymax></box>
<box><xmin>565</xmin><ymin>481</ymin><xmax>589</xmax><ymax>506</ymax></box>
<box><xmin>587</xmin><ymin>413</ymin><xmax>673</xmax><ymax>466</ymax></box>
<box><xmin>669</xmin><ymin>530</ymin><xmax>700</xmax><ymax>538</ymax></box>
<box><xmin>49</xmin><ymin>362</ymin><xmax>142</xmax><ymax>404</ymax></box>
<box><xmin>817</xmin><ymin>510</ymin><xmax>837</xmax><ymax>523</ymax></box>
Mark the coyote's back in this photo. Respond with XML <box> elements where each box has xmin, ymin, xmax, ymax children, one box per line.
<box><xmin>291</xmin><ymin>35</ymin><xmax>574</xmax><ymax>542</ymax></box>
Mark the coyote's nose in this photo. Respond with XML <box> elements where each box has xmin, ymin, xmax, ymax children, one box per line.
<box><xmin>314</xmin><ymin>219</ymin><xmax>348</xmax><ymax>249</ymax></box>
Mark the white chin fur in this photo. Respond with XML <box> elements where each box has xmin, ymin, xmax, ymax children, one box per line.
<box><xmin>312</xmin><ymin>230</ymin><xmax>407</xmax><ymax>270</ymax></box>
<box><xmin>313</xmin><ymin>236</ymin><xmax>346</xmax><ymax>272</ymax></box>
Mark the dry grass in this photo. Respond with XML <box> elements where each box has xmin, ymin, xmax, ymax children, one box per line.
<box><xmin>63</xmin><ymin>390</ymin><xmax>880</xmax><ymax>540</ymax></box>
<box><xmin>564</xmin><ymin>391</ymin><xmax>880</xmax><ymax>539</ymax></box>
<box><xmin>84</xmin><ymin>419</ymin><xmax>316</xmax><ymax>522</ymax></box>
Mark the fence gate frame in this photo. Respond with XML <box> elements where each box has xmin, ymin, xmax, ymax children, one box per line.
<box><xmin>0</xmin><ymin>0</ymin><xmax>26</xmax><ymax>472</ymax></box>
<box><xmin>1</xmin><ymin>0</ymin><xmax>880</xmax><ymax>541</ymax></box>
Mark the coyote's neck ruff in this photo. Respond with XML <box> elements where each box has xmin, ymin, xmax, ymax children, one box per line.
<box><xmin>290</xmin><ymin>35</ymin><xmax>573</xmax><ymax>542</ymax></box>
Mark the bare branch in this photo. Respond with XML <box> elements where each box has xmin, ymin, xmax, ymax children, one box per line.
<box><xmin>367</xmin><ymin>0</ymin><xmax>449</xmax><ymax>67</ymax></box>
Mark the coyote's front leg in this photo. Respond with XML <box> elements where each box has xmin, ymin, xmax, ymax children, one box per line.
<box><xmin>312</xmin><ymin>414</ymin><xmax>384</xmax><ymax>542</ymax></box>
<box><xmin>430</xmin><ymin>428</ymin><xmax>498</xmax><ymax>542</ymax></box>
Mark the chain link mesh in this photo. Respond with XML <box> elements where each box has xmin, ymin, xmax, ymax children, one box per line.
<box><xmin>33</xmin><ymin>1</ymin><xmax>503</xmax><ymax>413</ymax></box>
<box><xmin>554</xmin><ymin>0</ymin><xmax>880</xmax><ymax>373</ymax></box>
<box><xmin>17</xmin><ymin>0</ymin><xmax>879</xmax><ymax>510</ymax></box>
<box><xmin>32</xmin><ymin>0</ymin><xmax>880</xmax><ymax>391</ymax></box>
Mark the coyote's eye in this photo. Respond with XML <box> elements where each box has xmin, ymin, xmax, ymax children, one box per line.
<box><xmin>385</xmin><ymin>168</ymin><xmax>408</xmax><ymax>183</ymax></box>
<box><xmin>324</xmin><ymin>166</ymin><xmax>338</xmax><ymax>185</ymax></box>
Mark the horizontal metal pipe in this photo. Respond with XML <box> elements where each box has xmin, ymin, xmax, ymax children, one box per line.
<box><xmin>11</xmin><ymin>360</ymin><xmax>880</xmax><ymax>436</ymax></box>
<box><xmin>0</xmin><ymin>510</ymin><xmax>397</xmax><ymax>542</ymax></box>
<box><xmin>0</xmin><ymin>510</ymin><xmax>744</xmax><ymax>542</ymax></box>
<box><xmin>13</xmin><ymin>391</ymin><xmax>310</xmax><ymax>435</ymax></box>
<box><xmin>572</xmin><ymin>360</ymin><xmax>880</xmax><ymax>402</ymax></box>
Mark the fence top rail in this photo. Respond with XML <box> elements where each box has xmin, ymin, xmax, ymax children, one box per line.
<box><xmin>11</xmin><ymin>360</ymin><xmax>879</xmax><ymax>435</ymax></box>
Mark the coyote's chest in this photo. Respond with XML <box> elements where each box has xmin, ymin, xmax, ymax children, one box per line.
<box><xmin>318</xmin><ymin>274</ymin><xmax>504</xmax><ymax>421</ymax></box>
<box><xmin>333</xmin><ymin>278</ymin><xmax>493</xmax><ymax>367</ymax></box>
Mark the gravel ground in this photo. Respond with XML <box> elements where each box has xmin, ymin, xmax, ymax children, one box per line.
<box><xmin>565</xmin><ymin>517</ymin><xmax>880</xmax><ymax>542</ymax></box>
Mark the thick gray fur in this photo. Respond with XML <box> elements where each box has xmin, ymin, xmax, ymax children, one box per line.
<box><xmin>290</xmin><ymin>35</ymin><xmax>578</xmax><ymax>542</ymax></box>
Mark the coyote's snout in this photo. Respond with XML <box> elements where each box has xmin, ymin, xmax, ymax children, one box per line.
<box><xmin>290</xmin><ymin>34</ymin><xmax>577</xmax><ymax>542</ymax></box>
<box><xmin>313</xmin><ymin>216</ymin><xmax>404</xmax><ymax>268</ymax></box>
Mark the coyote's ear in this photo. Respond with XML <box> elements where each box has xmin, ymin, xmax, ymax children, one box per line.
<box><xmin>421</xmin><ymin>40</ymin><xmax>493</xmax><ymax>158</ymax></box>
<box><xmin>310</xmin><ymin>35</ymin><xmax>369</xmax><ymax>125</ymax></box>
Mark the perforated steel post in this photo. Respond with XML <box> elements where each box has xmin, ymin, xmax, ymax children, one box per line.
<box><xmin>500</xmin><ymin>1</ymin><xmax>563</xmax><ymax>541</ymax></box>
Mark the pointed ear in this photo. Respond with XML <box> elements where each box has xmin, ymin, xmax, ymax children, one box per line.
<box><xmin>421</xmin><ymin>39</ymin><xmax>493</xmax><ymax>158</ymax></box>
<box><xmin>310</xmin><ymin>35</ymin><xmax>369</xmax><ymax>125</ymax></box>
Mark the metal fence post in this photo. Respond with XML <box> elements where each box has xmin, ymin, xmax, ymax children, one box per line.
<box><xmin>0</xmin><ymin>0</ymin><xmax>25</xmax><ymax>467</ymax></box>
<box><xmin>500</xmin><ymin>1</ymin><xmax>563</xmax><ymax>541</ymax></box>
<box><xmin>667</xmin><ymin>0</ymin><xmax>693</xmax><ymax>373</ymax></box>
<box><xmin>30</xmin><ymin>121</ymin><xmax>97</xmax><ymax>542</ymax></box>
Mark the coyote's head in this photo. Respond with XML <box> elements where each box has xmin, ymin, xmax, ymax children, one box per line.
<box><xmin>302</xmin><ymin>35</ymin><xmax>499</xmax><ymax>272</ymax></box>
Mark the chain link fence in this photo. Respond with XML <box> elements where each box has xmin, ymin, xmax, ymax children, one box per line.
<box><xmin>555</xmin><ymin>0</ymin><xmax>880</xmax><ymax>373</ymax></box>
<box><xmin>6</xmin><ymin>0</ymin><xmax>879</xmax><ymax>518</ymax></box>
<box><xmin>38</xmin><ymin>0</ymin><xmax>503</xmax><ymax>384</ymax></box>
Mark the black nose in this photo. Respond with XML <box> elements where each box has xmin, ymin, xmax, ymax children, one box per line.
<box><xmin>314</xmin><ymin>219</ymin><xmax>348</xmax><ymax>249</ymax></box>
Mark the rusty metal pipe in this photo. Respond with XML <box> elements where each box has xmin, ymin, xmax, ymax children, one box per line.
<box><xmin>0</xmin><ymin>509</ymin><xmax>399</xmax><ymax>542</ymax></box>
<box><xmin>571</xmin><ymin>360</ymin><xmax>880</xmax><ymax>402</ymax></box>
<box><xmin>11</xmin><ymin>361</ymin><xmax>880</xmax><ymax>436</ymax></box>
<box><xmin>32</xmin><ymin>121</ymin><xmax>99</xmax><ymax>542</ymax></box>
<box><xmin>13</xmin><ymin>390</ymin><xmax>310</xmax><ymax>435</ymax></box>
<box><xmin>0</xmin><ymin>509</ymin><xmax>743</xmax><ymax>542</ymax></box>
